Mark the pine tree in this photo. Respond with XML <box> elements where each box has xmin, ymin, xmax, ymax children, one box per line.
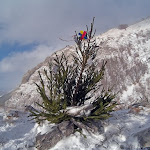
<box><xmin>29</xmin><ymin>18</ymin><xmax>117</xmax><ymax>131</ymax></box>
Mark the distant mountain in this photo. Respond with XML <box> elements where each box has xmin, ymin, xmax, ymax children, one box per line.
<box><xmin>0</xmin><ymin>90</ymin><xmax>15</xmax><ymax>106</ymax></box>
<box><xmin>0</xmin><ymin>91</ymin><xmax>5</xmax><ymax>97</ymax></box>
<box><xmin>5</xmin><ymin>17</ymin><xmax>150</xmax><ymax>110</ymax></box>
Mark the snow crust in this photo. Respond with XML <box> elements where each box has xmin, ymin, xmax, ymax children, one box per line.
<box><xmin>0</xmin><ymin>108</ymin><xmax>36</xmax><ymax>149</ymax></box>
<box><xmin>50</xmin><ymin>108</ymin><xmax>150</xmax><ymax>150</ymax></box>
<box><xmin>1</xmin><ymin>106</ymin><xmax>150</xmax><ymax>150</ymax></box>
<box><xmin>0</xmin><ymin>107</ymin><xmax>57</xmax><ymax>150</ymax></box>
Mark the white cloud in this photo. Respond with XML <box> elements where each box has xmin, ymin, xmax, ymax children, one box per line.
<box><xmin>0</xmin><ymin>0</ymin><xmax>149</xmax><ymax>46</ymax></box>
<box><xmin>0</xmin><ymin>45</ymin><xmax>53</xmax><ymax>72</ymax></box>
<box><xmin>0</xmin><ymin>44</ymin><xmax>58</xmax><ymax>91</ymax></box>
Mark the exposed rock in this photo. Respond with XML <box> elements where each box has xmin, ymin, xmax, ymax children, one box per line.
<box><xmin>36</xmin><ymin>121</ymin><xmax>75</xmax><ymax>150</ymax></box>
<box><xmin>25</xmin><ymin>105</ymin><xmax>38</xmax><ymax>112</ymax></box>
<box><xmin>36</xmin><ymin>120</ymin><xmax>104</xmax><ymax>150</ymax></box>
<box><xmin>85</xmin><ymin>120</ymin><xmax>104</xmax><ymax>133</ymax></box>
<box><xmin>6</xmin><ymin>110</ymin><xmax>19</xmax><ymax>118</ymax></box>
<box><xmin>21</xmin><ymin>62</ymin><xmax>45</xmax><ymax>84</ymax></box>
<box><xmin>118</xmin><ymin>24</ymin><xmax>128</xmax><ymax>30</ymax></box>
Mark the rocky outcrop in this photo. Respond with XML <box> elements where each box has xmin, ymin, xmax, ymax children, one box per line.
<box><xmin>36</xmin><ymin>121</ymin><xmax>74</xmax><ymax>150</ymax></box>
<box><xmin>36</xmin><ymin>120</ymin><xmax>104</xmax><ymax>150</ymax></box>
<box><xmin>118</xmin><ymin>24</ymin><xmax>128</xmax><ymax>30</ymax></box>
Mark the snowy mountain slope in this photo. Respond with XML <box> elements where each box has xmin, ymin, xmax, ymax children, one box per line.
<box><xmin>5</xmin><ymin>17</ymin><xmax>150</xmax><ymax>110</ymax></box>
<box><xmin>4</xmin><ymin>46</ymin><xmax>76</xmax><ymax>110</ymax></box>
<box><xmin>95</xmin><ymin>17</ymin><xmax>150</xmax><ymax>106</ymax></box>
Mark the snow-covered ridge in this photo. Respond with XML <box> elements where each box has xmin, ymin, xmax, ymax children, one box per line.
<box><xmin>5</xmin><ymin>17</ymin><xmax>150</xmax><ymax>110</ymax></box>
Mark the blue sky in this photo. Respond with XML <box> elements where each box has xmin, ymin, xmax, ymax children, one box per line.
<box><xmin>0</xmin><ymin>0</ymin><xmax>150</xmax><ymax>92</ymax></box>
<box><xmin>0</xmin><ymin>42</ymin><xmax>39</xmax><ymax>60</ymax></box>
